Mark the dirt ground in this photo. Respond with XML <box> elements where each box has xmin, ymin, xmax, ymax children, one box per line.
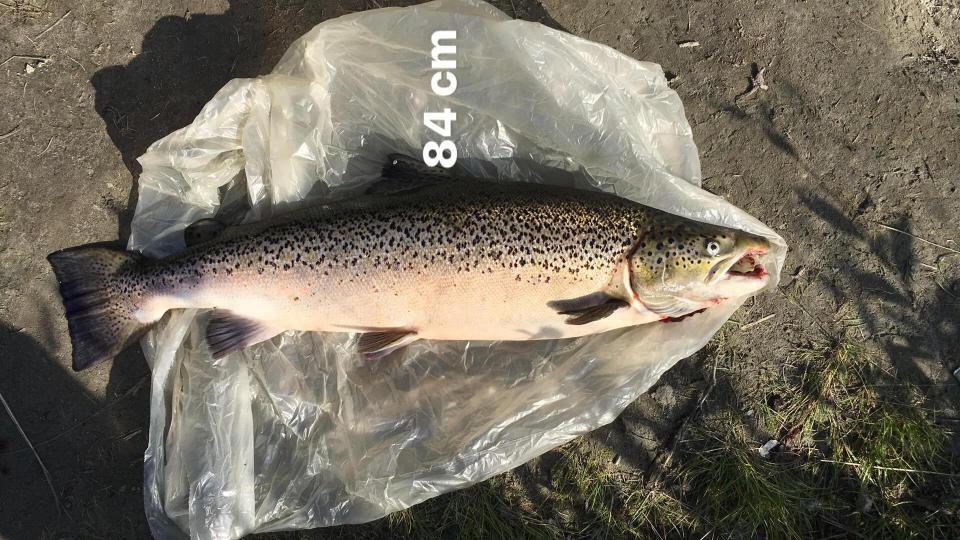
<box><xmin>1</xmin><ymin>0</ymin><xmax>958</xmax><ymax>538</ymax></box>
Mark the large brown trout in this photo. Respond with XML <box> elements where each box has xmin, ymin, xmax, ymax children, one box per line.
<box><xmin>48</xmin><ymin>156</ymin><xmax>770</xmax><ymax>371</ymax></box>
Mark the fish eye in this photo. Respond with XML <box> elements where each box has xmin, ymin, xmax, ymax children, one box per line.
<box><xmin>706</xmin><ymin>241</ymin><xmax>720</xmax><ymax>256</ymax></box>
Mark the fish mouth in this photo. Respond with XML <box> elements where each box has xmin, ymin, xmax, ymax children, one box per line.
<box><xmin>707</xmin><ymin>248</ymin><xmax>769</xmax><ymax>284</ymax></box>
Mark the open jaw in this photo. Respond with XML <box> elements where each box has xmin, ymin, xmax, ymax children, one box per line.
<box><xmin>727</xmin><ymin>250</ymin><xmax>768</xmax><ymax>279</ymax></box>
<box><xmin>709</xmin><ymin>248</ymin><xmax>769</xmax><ymax>283</ymax></box>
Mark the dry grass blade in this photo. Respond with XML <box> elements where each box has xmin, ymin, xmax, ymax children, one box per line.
<box><xmin>33</xmin><ymin>9</ymin><xmax>71</xmax><ymax>40</ymax></box>
<box><xmin>820</xmin><ymin>460</ymin><xmax>960</xmax><ymax>478</ymax></box>
<box><xmin>0</xmin><ymin>123</ymin><xmax>22</xmax><ymax>142</ymax></box>
<box><xmin>0</xmin><ymin>374</ymin><xmax>147</xmax><ymax>456</ymax></box>
<box><xmin>739</xmin><ymin>313</ymin><xmax>775</xmax><ymax>331</ymax></box>
<box><xmin>0</xmin><ymin>54</ymin><xmax>49</xmax><ymax>67</ymax></box>
<box><xmin>872</xmin><ymin>222</ymin><xmax>960</xmax><ymax>255</ymax></box>
<box><xmin>0</xmin><ymin>387</ymin><xmax>68</xmax><ymax>517</ymax></box>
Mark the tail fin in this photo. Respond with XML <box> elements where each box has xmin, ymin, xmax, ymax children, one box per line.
<box><xmin>47</xmin><ymin>246</ymin><xmax>149</xmax><ymax>371</ymax></box>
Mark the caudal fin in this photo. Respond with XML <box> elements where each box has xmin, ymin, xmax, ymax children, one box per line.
<box><xmin>47</xmin><ymin>246</ymin><xmax>149</xmax><ymax>371</ymax></box>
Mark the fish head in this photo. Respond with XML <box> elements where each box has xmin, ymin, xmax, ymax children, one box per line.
<box><xmin>625</xmin><ymin>218</ymin><xmax>771</xmax><ymax>313</ymax></box>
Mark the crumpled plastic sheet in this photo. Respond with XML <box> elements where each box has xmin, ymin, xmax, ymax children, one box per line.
<box><xmin>131</xmin><ymin>1</ymin><xmax>787</xmax><ymax>538</ymax></box>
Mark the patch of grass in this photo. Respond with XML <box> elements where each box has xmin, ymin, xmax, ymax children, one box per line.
<box><xmin>387</xmin><ymin>474</ymin><xmax>558</xmax><ymax>540</ymax></box>
<box><xmin>383</xmin><ymin>441</ymin><xmax>701</xmax><ymax>539</ymax></box>
<box><xmin>681</xmin><ymin>426</ymin><xmax>814</xmax><ymax>539</ymax></box>
<box><xmin>660</xmin><ymin>302</ymin><xmax>957</xmax><ymax>538</ymax></box>
<box><xmin>838</xmin><ymin>404</ymin><xmax>955</xmax><ymax>538</ymax></box>
<box><xmin>768</xmin><ymin>307</ymin><xmax>955</xmax><ymax>537</ymax></box>
<box><xmin>549</xmin><ymin>441</ymin><xmax>623</xmax><ymax>532</ymax></box>
<box><xmin>777</xmin><ymin>328</ymin><xmax>877</xmax><ymax>454</ymax></box>
<box><xmin>843</xmin><ymin>405</ymin><xmax>948</xmax><ymax>486</ymax></box>
<box><xmin>549</xmin><ymin>440</ymin><xmax>698</xmax><ymax>538</ymax></box>
<box><xmin>622</xmin><ymin>483</ymin><xmax>696</xmax><ymax>538</ymax></box>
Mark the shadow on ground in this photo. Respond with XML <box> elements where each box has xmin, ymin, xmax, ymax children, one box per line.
<box><xmin>798</xmin><ymin>189</ymin><xmax>960</xmax><ymax>399</ymax></box>
<box><xmin>0</xmin><ymin>320</ymin><xmax>149</xmax><ymax>537</ymax></box>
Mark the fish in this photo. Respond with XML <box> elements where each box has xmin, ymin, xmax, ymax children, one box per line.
<box><xmin>47</xmin><ymin>155</ymin><xmax>771</xmax><ymax>371</ymax></box>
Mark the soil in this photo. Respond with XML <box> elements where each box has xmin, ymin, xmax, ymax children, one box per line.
<box><xmin>1</xmin><ymin>0</ymin><xmax>958</xmax><ymax>538</ymax></box>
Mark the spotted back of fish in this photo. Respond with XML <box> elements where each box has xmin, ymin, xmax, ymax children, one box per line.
<box><xmin>143</xmin><ymin>182</ymin><xmax>670</xmax><ymax>292</ymax></box>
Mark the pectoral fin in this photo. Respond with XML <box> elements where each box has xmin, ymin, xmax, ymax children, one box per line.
<box><xmin>357</xmin><ymin>329</ymin><xmax>419</xmax><ymax>359</ymax></box>
<box><xmin>206</xmin><ymin>310</ymin><xmax>282</xmax><ymax>359</ymax></box>
<box><xmin>548</xmin><ymin>292</ymin><xmax>629</xmax><ymax>325</ymax></box>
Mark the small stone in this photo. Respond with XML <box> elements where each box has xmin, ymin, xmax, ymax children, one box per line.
<box><xmin>651</xmin><ymin>384</ymin><xmax>676</xmax><ymax>408</ymax></box>
<box><xmin>758</xmin><ymin>439</ymin><xmax>779</xmax><ymax>458</ymax></box>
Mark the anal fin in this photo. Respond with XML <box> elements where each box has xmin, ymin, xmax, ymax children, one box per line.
<box><xmin>206</xmin><ymin>310</ymin><xmax>282</xmax><ymax>359</ymax></box>
<box><xmin>357</xmin><ymin>329</ymin><xmax>419</xmax><ymax>360</ymax></box>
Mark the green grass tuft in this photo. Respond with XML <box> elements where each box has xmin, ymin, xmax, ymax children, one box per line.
<box><xmin>844</xmin><ymin>405</ymin><xmax>948</xmax><ymax>486</ymax></box>
<box><xmin>549</xmin><ymin>442</ymin><xmax>622</xmax><ymax>530</ymax></box>
<box><xmin>767</xmin><ymin>308</ymin><xmax>955</xmax><ymax>538</ymax></box>
<box><xmin>682</xmin><ymin>427</ymin><xmax>814</xmax><ymax>539</ymax></box>
<box><xmin>549</xmin><ymin>440</ymin><xmax>700</xmax><ymax>538</ymax></box>
<box><xmin>623</xmin><ymin>483</ymin><xmax>697</xmax><ymax>537</ymax></box>
<box><xmin>380</xmin><ymin>441</ymin><xmax>702</xmax><ymax>539</ymax></box>
<box><xmin>387</xmin><ymin>475</ymin><xmax>558</xmax><ymax>540</ymax></box>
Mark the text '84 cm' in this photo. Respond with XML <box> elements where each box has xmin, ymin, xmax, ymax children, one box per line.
<box><xmin>423</xmin><ymin>31</ymin><xmax>457</xmax><ymax>168</ymax></box>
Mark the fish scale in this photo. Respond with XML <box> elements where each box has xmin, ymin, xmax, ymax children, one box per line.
<box><xmin>47</xmin><ymin>156</ymin><xmax>771</xmax><ymax>371</ymax></box>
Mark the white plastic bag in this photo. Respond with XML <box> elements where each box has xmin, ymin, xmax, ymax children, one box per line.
<box><xmin>132</xmin><ymin>1</ymin><xmax>787</xmax><ymax>538</ymax></box>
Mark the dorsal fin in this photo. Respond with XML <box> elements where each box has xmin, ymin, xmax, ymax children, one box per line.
<box><xmin>184</xmin><ymin>218</ymin><xmax>227</xmax><ymax>247</ymax></box>
<box><xmin>365</xmin><ymin>154</ymin><xmax>457</xmax><ymax>196</ymax></box>
<box><xmin>382</xmin><ymin>153</ymin><xmax>455</xmax><ymax>181</ymax></box>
